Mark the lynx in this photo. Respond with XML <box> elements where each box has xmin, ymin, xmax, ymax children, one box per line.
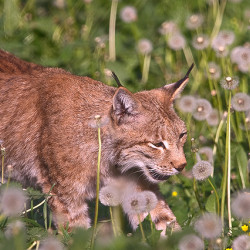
<box><xmin>0</xmin><ymin>49</ymin><xmax>193</xmax><ymax>234</ymax></box>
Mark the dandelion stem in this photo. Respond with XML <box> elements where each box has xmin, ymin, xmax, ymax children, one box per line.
<box><xmin>23</xmin><ymin>199</ymin><xmax>46</xmax><ymax>214</ymax></box>
<box><xmin>43</xmin><ymin>200</ymin><xmax>48</xmax><ymax>230</ymax></box>
<box><xmin>227</xmin><ymin>91</ymin><xmax>232</xmax><ymax>235</ymax></box>
<box><xmin>221</xmin><ymin>90</ymin><xmax>232</xmax><ymax>235</ymax></box>
<box><xmin>148</xmin><ymin>213</ymin><xmax>154</xmax><ymax>233</ymax></box>
<box><xmin>109</xmin><ymin>0</ymin><xmax>118</xmax><ymax>61</ymax></box>
<box><xmin>212</xmin><ymin>118</ymin><xmax>225</xmax><ymax>176</ymax></box>
<box><xmin>243</xmin><ymin>115</ymin><xmax>250</xmax><ymax>152</ymax></box>
<box><xmin>208</xmin><ymin>178</ymin><xmax>220</xmax><ymax>215</ymax></box>
<box><xmin>90</xmin><ymin>117</ymin><xmax>102</xmax><ymax>250</ymax></box>
<box><xmin>193</xmin><ymin>179</ymin><xmax>205</xmax><ymax>212</ymax></box>
<box><xmin>141</xmin><ymin>54</ymin><xmax>151</xmax><ymax>84</ymax></box>
<box><xmin>210</xmin><ymin>0</ymin><xmax>227</xmax><ymax>41</ymax></box>
<box><xmin>109</xmin><ymin>206</ymin><xmax>117</xmax><ymax>237</ymax></box>
<box><xmin>137</xmin><ymin>214</ymin><xmax>146</xmax><ymax>242</ymax></box>
<box><xmin>27</xmin><ymin>241</ymin><xmax>37</xmax><ymax>250</ymax></box>
<box><xmin>36</xmin><ymin>241</ymin><xmax>40</xmax><ymax>250</ymax></box>
<box><xmin>1</xmin><ymin>145</ymin><xmax>5</xmax><ymax>184</ymax></box>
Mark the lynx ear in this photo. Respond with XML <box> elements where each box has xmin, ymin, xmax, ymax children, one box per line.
<box><xmin>164</xmin><ymin>63</ymin><xmax>194</xmax><ymax>101</ymax></box>
<box><xmin>113</xmin><ymin>87</ymin><xmax>139</xmax><ymax>123</ymax></box>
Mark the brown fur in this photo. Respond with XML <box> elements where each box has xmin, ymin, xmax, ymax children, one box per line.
<box><xmin>0</xmin><ymin>49</ymin><xmax>192</xmax><ymax>234</ymax></box>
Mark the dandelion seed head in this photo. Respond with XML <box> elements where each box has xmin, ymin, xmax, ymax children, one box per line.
<box><xmin>120</xmin><ymin>6</ymin><xmax>137</xmax><ymax>23</ymax></box>
<box><xmin>104</xmin><ymin>68</ymin><xmax>112</xmax><ymax>78</ymax></box>
<box><xmin>238</xmin><ymin>62</ymin><xmax>250</xmax><ymax>73</ymax></box>
<box><xmin>193</xmin><ymin>99</ymin><xmax>212</xmax><ymax>121</ymax></box>
<box><xmin>194</xmin><ymin>213</ymin><xmax>222</xmax><ymax>239</ymax></box>
<box><xmin>88</xmin><ymin>114</ymin><xmax>110</xmax><ymax>128</ymax></box>
<box><xmin>199</xmin><ymin>147</ymin><xmax>213</xmax><ymax>163</ymax></box>
<box><xmin>217</xmin><ymin>30</ymin><xmax>235</xmax><ymax>46</ymax></box>
<box><xmin>168</xmin><ymin>33</ymin><xmax>186</xmax><ymax>50</ymax></box>
<box><xmin>142</xmin><ymin>191</ymin><xmax>158</xmax><ymax>212</ymax></box>
<box><xmin>215</xmin><ymin>46</ymin><xmax>229</xmax><ymax>58</ymax></box>
<box><xmin>206</xmin><ymin>62</ymin><xmax>221</xmax><ymax>80</ymax></box>
<box><xmin>244</xmin><ymin>9</ymin><xmax>250</xmax><ymax>20</ymax></box>
<box><xmin>122</xmin><ymin>192</ymin><xmax>147</xmax><ymax>215</ymax></box>
<box><xmin>192</xmin><ymin>160</ymin><xmax>213</xmax><ymax>181</ymax></box>
<box><xmin>0</xmin><ymin>187</ymin><xmax>27</xmax><ymax>217</ymax></box>
<box><xmin>159</xmin><ymin>21</ymin><xmax>179</xmax><ymax>35</ymax></box>
<box><xmin>177</xmin><ymin>95</ymin><xmax>196</xmax><ymax>113</ymax></box>
<box><xmin>94</xmin><ymin>35</ymin><xmax>107</xmax><ymax>49</ymax></box>
<box><xmin>186</xmin><ymin>14</ymin><xmax>204</xmax><ymax>30</ymax></box>
<box><xmin>5</xmin><ymin>220</ymin><xmax>25</xmax><ymax>239</ymax></box>
<box><xmin>220</xmin><ymin>76</ymin><xmax>239</xmax><ymax>90</ymax></box>
<box><xmin>231</xmin><ymin>46</ymin><xmax>250</xmax><ymax>73</ymax></box>
<box><xmin>231</xmin><ymin>46</ymin><xmax>250</xmax><ymax>63</ymax></box>
<box><xmin>192</xmin><ymin>34</ymin><xmax>209</xmax><ymax>50</ymax></box>
<box><xmin>231</xmin><ymin>191</ymin><xmax>250</xmax><ymax>219</ymax></box>
<box><xmin>40</xmin><ymin>237</ymin><xmax>64</xmax><ymax>250</ymax></box>
<box><xmin>53</xmin><ymin>0</ymin><xmax>65</xmax><ymax>9</ymax></box>
<box><xmin>137</xmin><ymin>39</ymin><xmax>153</xmax><ymax>54</ymax></box>
<box><xmin>232</xmin><ymin>235</ymin><xmax>250</xmax><ymax>250</ymax></box>
<box><xmin>99</xmin><ymin>185</ymin><xmax>121</xmax><ymax>207</ymax></box>
<box><xmin>206</xmin><ymin>109</ymin><xmax>220</xmax><ymax>126</ymax></box>
<box><xmin>178</xmin><ymin>234</ymin><xmax>204</xmax><ymax>250</ymax></box>
<box><xmin>232</xmin><ymin>93</ymin><xmax>250</xmax><ymax>112</ymax></box>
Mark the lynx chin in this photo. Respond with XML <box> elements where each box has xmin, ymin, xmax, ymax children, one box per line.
<box><xmin>0</xmin><ymin>49</ymin><xmax>194</xmax><ymax>235</ymax></box>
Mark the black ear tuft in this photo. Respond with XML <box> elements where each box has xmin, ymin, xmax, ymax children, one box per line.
<box><xmin>113</xmin><ymin>87</ymin><xmax>139</xmax><ymax>123</ymax></box>
<box><xmin>111</xmin><ymin>72</ymin><xmax>123</xmax><ymax>87</ymax></box>
<box><xmin>163</xmin><ymin>63</ymin><xmax>194</xmax><ymax>101</ymax></box>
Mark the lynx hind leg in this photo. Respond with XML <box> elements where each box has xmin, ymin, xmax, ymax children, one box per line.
<box><xmin>45</xmin><ymin>189</ymin><xmax>90</xmax><ymax>231</ymax></box>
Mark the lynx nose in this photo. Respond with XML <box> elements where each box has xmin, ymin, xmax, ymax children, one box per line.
<box><xmin>173</xmin><ymin>161</ymin><xmax>187</xmax><ymax>172</ymax></box>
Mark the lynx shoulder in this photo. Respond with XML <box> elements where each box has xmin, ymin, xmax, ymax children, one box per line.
<box><xmin>0</xmin><ymin>49</ymin><xmax>193</xmax><ymax>234</ymax></box>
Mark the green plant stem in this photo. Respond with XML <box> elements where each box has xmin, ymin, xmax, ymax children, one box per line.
<box><xmin>43</xmin><ymin>200</ymin><xmax>48</xmax><ymax>230</ymax></box>
<box><xmin>109</xmin><ymin>0</ymin><xmax>118</xmax><ymax>61</ymax></box>
<box><xmin>1</xmin><ymin>146</ymin><xmax>5</xmax><ymax>184</ymax></box>
<box><xmin>227</xmin><ymin>91</ymin><xmax>232</xmax><ymax>235</ymax></box>
<box><xmin>27</xmin><ymin>241</ymin><xmax>37</xmax><ymax>250</ymax></box>
<box><xmin>148</xmin><ymin>213</ymin><xmax>154</xmax><ymax>233</ymax></box>
<box><xmin>243</xmin><ymin>112</ymin><xmax>250</xmax><ymax>150</ymax></box>
<box><xmin>137</xmin><ymin>214</ymin><xmax>146</xmax><ymax>242</ymax></box>
<box><xmin>142</xmin><ymin>54</ymin><xmax>151</xmax><ymax>84</ymax></box>
<box><xmin>210</xmin><ymin>0</ymin><xmax>227</xmax><ymax>41</ymax></box>
<box><xmin>109</xmin><ymin>206</ymin><xmax>117</xmax><ymax>237</ymax></box>
<box><xmin>212</xmin><ymin>118</ymin><xmax>225</xmax><ymax>175</ymax></box>
<box><xmin>208</xmin><ymin>178</ymin><xmax>220</xmax><ymax>215</ymax></box>
<box><xmin>36</xmin><ymin>241</ymin><xmax>40</xmax><ymax>250</ymax></box>
<box><xmin>23</xmin><ymin>199</ymin><xmax>46</xmax><ymax>214</ymax></box>
<box><xmin>221</xmin><ymin>91</ymin><xmax>232</xmax><ymax>234</ymax></box>
<box><xmin>193</xmin><ymin>179</ymin><xmax>204</xmax><ymax>212</ymax></box>
<box><xmin>90</xmin><ymin>121</ymin><xmax>102</xmax><ymax>250</ymax></box>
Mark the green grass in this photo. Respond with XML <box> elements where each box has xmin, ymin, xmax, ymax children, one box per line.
<box><xmin>0</xmin><ymin>0</ymin><xmax>250</xmax><ymax>249</ymax></box>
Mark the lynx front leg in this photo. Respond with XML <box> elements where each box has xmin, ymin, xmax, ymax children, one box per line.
<box><xmin>150</xmin><ymin>199</ymin><xmax>181</xmax><ymax>235</ymax></box>
<box><xmin>126</xmin><ymin>189</ymin><xmax>180</xmax><ymax>236</ymax></box>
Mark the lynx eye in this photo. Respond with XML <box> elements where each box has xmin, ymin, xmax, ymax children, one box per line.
<box><xmin>153</xmin><ymin>142</ymin><xmax>165</xmax><ymax>148</ymax></box>
<box><xmin>179</xmin><ymin>132</ymin><xmax>187</xmax><ymax>140</ymax></box>
<box><xmin>148</xmin><ymin>141</ymin><xmax>169</xmax><ymax>150</ymax></box>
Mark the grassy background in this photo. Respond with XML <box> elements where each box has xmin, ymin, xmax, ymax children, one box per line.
<box><xmin>0</xmin><ymin>0</ymin><xmax>250</xmax><ymax>249</ymax></box>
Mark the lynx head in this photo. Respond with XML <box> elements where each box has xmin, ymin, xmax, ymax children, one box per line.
<box><xmin>109</xmin><ymin>64</ymin><xmax>194</xmax><ymax>183</ymax></box>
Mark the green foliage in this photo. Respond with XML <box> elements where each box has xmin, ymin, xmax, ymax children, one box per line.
<box><xmin>0</xmin><ymin>0</ymin><xmax>250</xmax><ymax>249</ymax></box>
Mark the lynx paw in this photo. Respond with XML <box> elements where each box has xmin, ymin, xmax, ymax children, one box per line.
<box><xmin>155</xmin><ymin>219</ymin><xmax>181</xmax><ymax>236</ymax></box>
